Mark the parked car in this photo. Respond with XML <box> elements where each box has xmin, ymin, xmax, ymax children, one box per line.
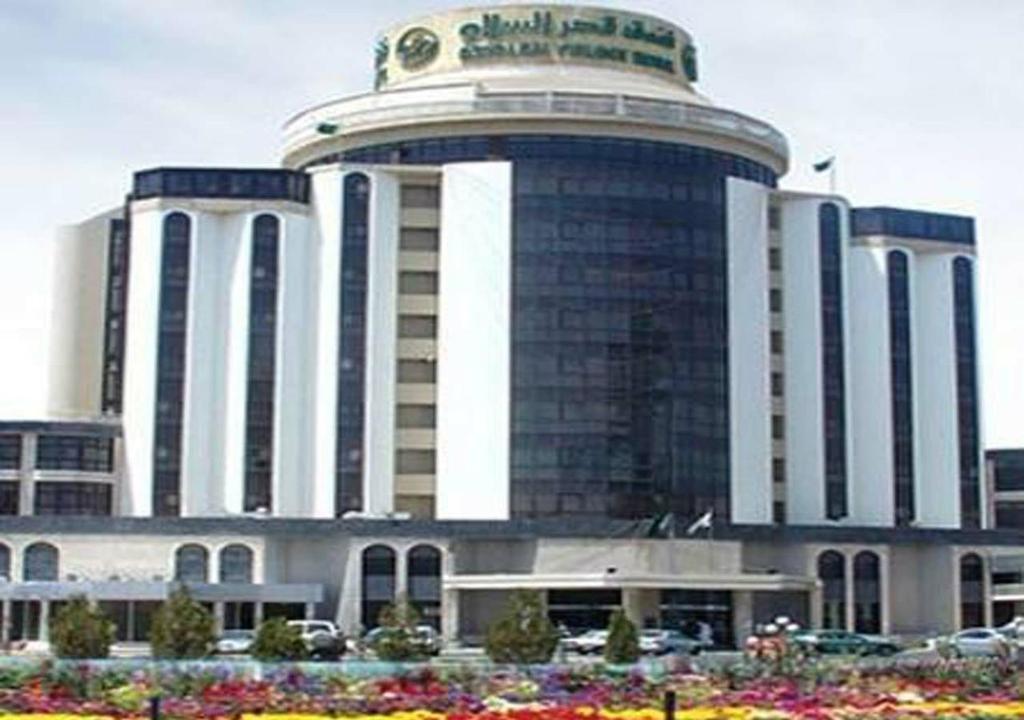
<box><xmin>286</xmin><ymin>620</ymin><xmax>346</xmax><ymax>660</ymax></box>
<box><xmin>363</xmin><ymin>624</ymin><xmax>443</xmax><ymax>657</ymax></box>
<box><xmin>561</xmin><ymin>629</ymin><xmax>609</xmax><ymax>655</ymax></box>
<box><xmin>639</xmin><ymin>629</ymin><xmax>703</xmax><ymax>656</ymax></box>
<box><xmin>943</xmin><ymin>628</ymin><xmax>1012</xmax><ymax>658</ymax></box>
<box><xmin>791</xmin><ymin>629</ymin><xmax>901</xmax><ymax>656</ymax></box>
<box><xmin>215</xmin><ymin>629</ymin><xmax>255</xmax><ymax>655</ymax></box>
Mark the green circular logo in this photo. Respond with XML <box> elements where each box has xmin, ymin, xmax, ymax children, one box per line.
<box><xmin>397</xmin><ymin>27</ymin><xmax>441</xmax><ymax>71</ymax></box>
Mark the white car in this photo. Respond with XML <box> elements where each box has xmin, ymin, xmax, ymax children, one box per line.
<box><xmin>287</xmin><ymin>619</ymin><xmax>342</xmax><ymax>642</ymax></box>
<box><xmin>562</xmin><ymin>629</ymin><xmax>609</xmax><ymax>655</ymax></box>
<box><xmin>945</xmin><ymin>628</ymin><xmax>1012</xmax><ymax>658</ymax></box>
<box><xmin>215</xmin><ymin>629</ymin><xmax>255</xmax><ymax>655</ymax></box>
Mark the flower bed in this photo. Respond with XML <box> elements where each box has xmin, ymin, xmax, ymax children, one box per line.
<box><xmin>2</xmin><ymin>659</ymin><xmax>1024</xmax><ymax>719</ymax></box>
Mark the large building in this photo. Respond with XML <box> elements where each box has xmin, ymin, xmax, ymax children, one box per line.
<box><xmin>1</xmin><ymin>4</ymin><xmax>1020</xmax><ymax>646</ymax></box>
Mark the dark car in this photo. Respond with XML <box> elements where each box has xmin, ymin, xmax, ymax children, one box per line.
<box><xmin>792</xmin><ymin>629</ymin><xmax>901</xmax><ymax>656</ymax></box>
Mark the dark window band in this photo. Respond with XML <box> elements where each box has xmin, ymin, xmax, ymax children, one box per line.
<box><xmin>887</xmin><ymin>250</ymin><xmax>914</xmax><ymax>525</ymax></box>
<box><xmin>953</xmin><ymin>257</ymin><xmax>981</xmax><ymax>528</ymax></box>
<box><xmin>819</xmin><ymin>203</ymin><xmax>847</xmax><ymax>519</ymax></box>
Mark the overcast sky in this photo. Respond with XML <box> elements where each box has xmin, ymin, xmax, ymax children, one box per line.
<box><xmin>0</xmin><ymin>0</ymin><xmax>1021</xmax><ymax>446</ymax></box>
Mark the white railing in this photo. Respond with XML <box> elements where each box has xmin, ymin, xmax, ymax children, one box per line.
<box><xmin>283</xmin><ymin>90</ymin><xmax>789</xmax><ymax>161</ymax></box>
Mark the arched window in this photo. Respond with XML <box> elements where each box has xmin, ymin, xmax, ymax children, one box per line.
<box><xmin>361</xmin><ymin>544</ymin><xmax>395</xmax><ymax>629</ymax></box>
<box><xmin>174</xmin><ymin>544</ymin><xmax>209</xmax><ymax>583</ymax></box>
<box><xmin>23</xmin><ymin>542</ymin><xmax>59</xmax><ymax>582</ymax></box>
<box><xmin>336</xmin><ymin>173</ymin><xmax>371</xmax><ymax>516</ymax></box>
<box><xmin>219</xmin><ymin>544</ymin><xmax>254</xmax><ymax>583</ymax></box>
<box><xmin>819</xmin><ymin>203</ymin><xmax>848</xmax><ymax>520</ymax></box>
<box><xmin>960</xmin><ymin>552</ymin><xmax>985</xmax><ymax>629</ymax></box>
<box><xmin>407</xmin><ymin>544</ymin><xmax>442</xmax><ymax>630</ymax></box>
<box><xmin>0</xmin><ymin>543</ymin><xmax>9</xmax><ymax>580</ymax></box>
<box><xmin>887</xmin><ymin>250</ymin><xmax>915</xmax><ymax>526</ymax></box>
<box><xmin>243</xmin><ymin>214</ymin><xmax>280</xmax><ymax>512</ymax></box>
<box><xmin>152</xmin><ymin>212</ymin><xmax>192</xmax><ymax>517</ymax></box>
<box><xmin>817</xmin><ymin>550</ymin><xmax>846</xmax><ymax>630</ymax></box>
<box><xmin>853</xmin><ymin>551</ymin><xmax>881</xmax><ymax>633</ymax></box>
<box><xmin>953</xmin><ymin>257</ymin><xmax>981</xmax><ymax>529</ymax></box>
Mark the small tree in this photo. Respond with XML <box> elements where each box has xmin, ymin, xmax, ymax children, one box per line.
<box><xmin>49</xmin><ymin>595</ymin><xmax>116</xmax><ymax>659</ymax></box>
<box><xmin>371</xmin><ymin>593</ymin><xmax>426</xmax><ymax>661</ymax></box>
<box><xmin>250</xmin><ymin>617</ymin><xmax>309</xmax><ymax>662</ymax></box>
<box><xmin>150</xmin><ymin>587</ymin><xmax>216</xmax><ymax>659</ymax></box>
<box><xmin>484</xmin><ymin>589</ymin><xmax>559</xmax><ymax>664</ymax></box>
<box><xmin>604</xmin><ymin>608</ymin><xmax>640</xmax><ymax>664</ymax></box>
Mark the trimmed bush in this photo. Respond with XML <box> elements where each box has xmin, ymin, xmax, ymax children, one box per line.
<box><xmin>250</xmin><ymin>617</ymin><xmax>309</xmax><ymax>662</ymax></box>
<box><xmin>150</xmin><ymin>587</ymin><xmax>216</xmax><ymax>659</ymax></box>
<box><xmin>371</xmin><ymin>594</ymin><xmax>427</xmax><ymax>661</ymax></box>
<box><xmin>49</xmin><ymin>595</ymin><xmax>116</xmax><ymax>659</ymax></box>
<box><xmin>604</xmin><ymin>608</ymin><xmax>640</xmax><ymax>664</ymax></box>
<box><xmin>484</xmin><ymin>589</ymin><xmax>559</xmax><ymax>664</ymax></box>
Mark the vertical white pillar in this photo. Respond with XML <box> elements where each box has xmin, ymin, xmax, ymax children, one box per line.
<box><xmin>274</xmin><ymin>213</ymin><xmax>316</xmax><ymax>517</ymax></box>
<box><xmin>221</xmin><ymin>214</ymin><xmax>252</xmax><ymax>516</ymax></box>
<box><xmin>725</xmin><ymin>178</ymin><xmax>772</xmax><ymax>524</ymax></box>
<box><xmin>363</xmin><ymin>171</ymin><xmax>400</xmax><ymax>516</ymax></box>
<box><xmin>914</xmin><ymin>253</ymin><xmax>960</xmax><ymax>527</ymax></box>
<box><xmin>847</xmin><ymin>246</ymin><xmax>894</xmax><ymax>525</ymax></box>
<box><xmin>309</xmin><ymin>168</ymin><xmax>345</xmax><ymax>518</ymax></box>
<box><xmin>181</xmin><ymin>212</ymin><xmax>238</xmax><ymax>516</ymax></box>
<box><xmin>435</xmin><ymin>161</ymin><xmax>513</xmax><ymax>520</ymax></box>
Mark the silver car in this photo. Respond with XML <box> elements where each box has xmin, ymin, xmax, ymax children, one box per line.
<box><xmin>945</xmin><ymin>628</ymin><xmax>1012</xmax><ymax>658</ymax></box>
<box><xmin>215</xmin><ymin>629</ymin><xmax>255</xmax><ymax>655</ymax></box>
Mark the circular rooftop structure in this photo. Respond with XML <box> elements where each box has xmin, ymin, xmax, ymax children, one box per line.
<box><xmin>282</xmin><ymin>4</ymin><xmax>789</xmax><ymax>173</ymax></box>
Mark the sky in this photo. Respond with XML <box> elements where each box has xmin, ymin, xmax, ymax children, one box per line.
<box><xmin>0</xmin><ymin>0</ymin><xmax>1021</xmax><ymax>446</ymax></box>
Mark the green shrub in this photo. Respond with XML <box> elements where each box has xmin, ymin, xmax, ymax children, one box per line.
<box><xmin>250</xmin><ymin>617</ymin><xmax>309</xmax><ymax>662</ymax></box>
<box><xmin>371</xmin><ymin>594</ymin><xmax>427</xmax><ymax>661</ymax></box>
<box><xmin>484</xmin><ymin>589</ymin><xmax>559</xmax><ymax>664</ymax></box>
<box><xmin>149</xmin><ymin>587</ymin><xmax>216</xmax><ymax>659</ymax></box>
<box><xmin>48</xmin><ymin>595</ymin><xmax>116</xmax><ymax>659</ymax></box>
<box><xmin>604</xmin><ymin>608</ymin><xmax>640</xmax><ymax>664</ymax></box>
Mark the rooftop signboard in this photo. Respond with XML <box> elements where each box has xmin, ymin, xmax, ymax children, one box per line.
<box><xmin>375</xmin><ymin>5</ymin><xmax>697</xmax><ymax>91</ymax></box>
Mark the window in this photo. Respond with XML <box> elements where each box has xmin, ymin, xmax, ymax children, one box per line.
<box><xmin>768</xmin><ymin>206</ymin><xmax>781</xmax><ymax>231</ymax></box>
<box><xmin>407</xmin><ymin>545</ymin><xmax>442</xmax><ymax>630</ymax></box>
<box><xmin>400</xmin><ymin>228</ymin><xmax>439</xmax><ymax>251</ymax></box>
<box><xmin>36</xmin><ymin>436</ymin><xmax>114</xmax><ymax>473</ymax></box>
<box><xmin>153</xmin><ymin>212</ymin><xmax>191</xmax><ymax>516</ymax></box>
<box><xmin>244</xmin><ymin>215</ymin><xmax>280</xmax><ymax>512</ymax></box>
<box><xmin>771</xmin><ymin>372</ymin><xmax>784</xmax><ymax>397</ymax></box>
<box><xmin>959</xmin><ymin>553</ymin><xmax>985</xmax><ymax>629</ymax></box>
<box><xmin>768</xmin><ymin>247</ymin><xmax>782</xmax><ymax>270</ymax></box>
<box><xmin>769</xmin><ymin>288</ymin><xmax>783</xmax><ymax>313</ymax></box>
<box><xmin>953</xmin><ymin>258</ymin><xmax>981</xmax><ymax>529</ymax></box>
<box><xmin>0</xmin><ymin>434</ymin><xmax>21</xmax><ymax>470</ymax></box>
<box><xmin>398</xmin><ymin>272</ymin><xmax>438</xmax><ymax>295</ymax></box>
<box><xmin>772</xmin><ymin>458</ymin><xmax>786</xmax><ymax>483</ymax></box>
<box><xmin>818</xmin><ymin>550</ymin><xmax>846</xmax><ymax>630</ymax></box>
<box><xmin>174</xmin><ymin>544</ymin><xmax>209</xmax><ymax>583</ymax></box>
<box><xmin>397</xmin><ymin>360</ymin><xmax>436</xmax><ymax>383</ymax></box>
<box><xmin>102</xmin><ymin>218</ymin><xmax>130</xmax><ymax>413</ymax></box>
<box><xmin>853</xmin><ymin>551</ymin><xmax>881</xmax><ymax>633</ymax></box>
<box><xmin>133</xmin><ymin>169</ymin><xmax>309</xmax><ymax>204</ymax></box>
<box><xmin>219</xmin><ymin>544</ymin><xmax>254</xmax><ymax>583</ymax></box>
<box><xmin>819</xmin><ymin>203</ymin><xmax>848</xmax><ymax>520</ymax></box>
<box><xmin>396</xmin><ymin>449</ymin><xmax>435</xmax><ymax>474</ymax></box>
<box><xmin>887</xmin><ymin>250</ymin><xmax>915</xmax><ymax>526</ymax></box>
<box><xmin>336</xmin><ymin>174</ymin><xmax>371</xmax><ymax>516</ymax></box>
<box><xmin>770</xmin><ymin>330</ymin><xmax>784</xmax><ymax>354</ymax></box>
<box><xmin>361</xmin><ymin>545</ymin><xmax>396</xmax><ymax>628</ymax></box>
<box><xmin>23</xmin><ymin>543</ymin><xmax>58</xmax><ymax>582</ymax></box>
<box><xmin>33</xmin><ymin>482</ymin><xmax>111</xmax><ymax>516</ymax></box>
<box><xmin>400</xmin><ymin>185</ymin><xmax>440</xmax><ymax>208</ymax></box>
<box><xmin>0</xmin><ymin>543</ymin><xmax>9</xmax><ymax>580</ymax></box>
<box><xmin>771</xmin><ymin>415</ymin><xmax>785</xmax><ymax>440</ymax></box>
<box><xmin>397</xmin><ymin>405</ymin><xmax>436</xmax><ymax>429</ymax></box>
<box><xmin>398</xmin><ymin>316</ymin><xmax>437</xmax><ymax>339</ymax></box>
<box><xmin>0</xmin><ymin>482</ymin><xmax>16</xmax><ymax>515</ymax></box>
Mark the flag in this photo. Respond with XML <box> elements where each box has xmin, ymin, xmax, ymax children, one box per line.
<box><xmin>813</xmin><ymin>156</ymin><xmax>835</xmax><ymax>173</ymax></box>
<box><xmin>686</xmin><ymin>508</ymin><xmax>714</xmax><ymax>536</ymax></box>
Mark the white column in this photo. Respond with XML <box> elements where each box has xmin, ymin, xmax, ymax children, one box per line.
<box><xmin>362</xmin><ymin>172</ymin><xmax>401</xmax><ymax>516</ymax></box>
<box><xmin>914</xmin><ymin>253</ymin><xmax>960</xmax><ymax>527</ymax></box>
<box><xmin>181</xmin><ymin>212</ymin><xmax>238</xmax><ymax>516</ymax></box>
<box><xmin>435</xmin><ymin>161</ymin><xmax>513</xmax><ymax>520</ymax></box>
<box><xmin>726</xmin><ymin>178</ymin><xmax>772</xmax><ymax>524</ymax></box>
<box><xmin>221</xmin><ymin>213</ymin><xmax>252</xmax><ymax>516</ymax></box>
<box><xmin>780</xmin><ymin>198</ymin><xmax>827</xmax><ymax>524</ymax></box>
<box><xmin>847</xmin><ymin>246</ymin><xmax>894</xmax><ymax>525</ymax></box>
<box><xmin>309</xmin><ymin>168</ymin><xmax>345</xmax><ymax>518</ymax></box>
<box><xmin>122</xmin><ymin>206</ymin><xmax>175</xmax><ymax>516</ymax></box>
<box><xmin>274</xmin><ymin>213</ymin><xmax>316</xmax><ymax>517</ymax></box>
